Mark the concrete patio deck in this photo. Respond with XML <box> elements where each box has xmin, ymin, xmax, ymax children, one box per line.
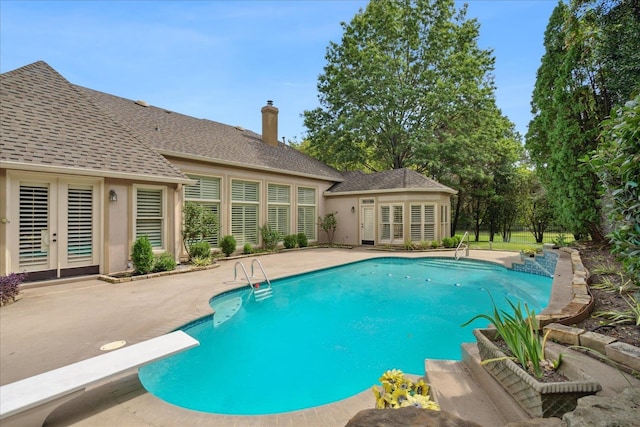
<box><xmin>0</xmin><ymin>248</ymin><xmax>548</xmax><ymax>426</ymax></box>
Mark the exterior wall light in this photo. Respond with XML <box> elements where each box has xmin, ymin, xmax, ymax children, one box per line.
<box><xmin>351</xmin><ymin>206</ymin><xmax>355</xmax><ymax>213</ymax></box>
<box><xmin>109</xmin><ymin>189</ymin><xmax>118</xmax><ymax>202</ymax></box>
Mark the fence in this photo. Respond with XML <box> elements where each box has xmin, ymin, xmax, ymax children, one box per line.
<box><xmin>455</xmin><ymin>224</ymin><xmax>572</xmax><ymax>245</ymax></box>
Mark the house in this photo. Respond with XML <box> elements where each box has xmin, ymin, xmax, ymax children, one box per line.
<box><xmin>0</xmin><ymin>61</ymin><xmax>456</xmax><ymax>281</ymax></box>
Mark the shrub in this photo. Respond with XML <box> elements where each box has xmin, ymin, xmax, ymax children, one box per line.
<box><xmin>430</xmin><ymin>240</ymin><xmax>439</xmax><ymax>249</ymax></box>
<box><xmin>190</xmin><ymin>241</ymin><xmax>211</xmax><ymax>259</ymax></box>
<box><xmin>243</xmin><ymin>243</ymin><xmax>254</xmax><ymax>255</ymax></box>
<box><xmin>0</xmin><ymin>272</ymin><xmax>27</xmax><ymax>305</ymax></box>
<box><xmin>153</xmin><ymin>252</ymin><xmax>177</xmax><ymax>273</ymax></box>
<box><xmin>191</xmin><ymin>256</ymin><xmax>212</xmax><ymax>267</ymax></box>
<box><xmin>260</xmin><ymin>224</ymin><xmax>281</xmax><ymax>251</ymax></box>
<box><xmin>220</xmin><ymin>235</ymin><xmax>237</xmax><ymax>257</ymax></box>
<box><xmin>283</xmin><ymin>234</ymin><xmax>298</xmax><ymax>249</ymax></box>
<box><xmin>132</xmin><ymin>235</ymin><xmax>154</xmax><ymax>274</ymax></box>
<box><xmin>403</xmin><ymin>238</ymin><xmax>415</xmax><ymax>250</ymax></box>
<box><xmin>297</xmin><ymin>233</ymin><xmax>308</xmax><ymax>248</ymax></box>
<box><xmin>442</xmin><ymin>237</ymin><xmax>455</xmax><ymax>248</ymax></box>
<box><xmin>418</xmin><ymin>240</ymin><xmax>431</xmax><ymax>250</ymax></box>
<box><xmin>453</xmin><ymin>235</ymin><xmax>462</xmax><ymax>246</ymax></box>
<box><xmin>182</xmin><ymin>201</ymin><xmax>219</xmax><ymax>260</ymax></box>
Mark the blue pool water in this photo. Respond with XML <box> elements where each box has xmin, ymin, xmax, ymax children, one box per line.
<box><xmin>139</xmin><ymin>257</ymin><xmax>552</xmax><ymax>415</ymax></box>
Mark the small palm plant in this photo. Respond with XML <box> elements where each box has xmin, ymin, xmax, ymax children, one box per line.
<box><xmin>462</xmin><ymin>297</ymin><xmax>561</xmax><ymax>379</ymax></box>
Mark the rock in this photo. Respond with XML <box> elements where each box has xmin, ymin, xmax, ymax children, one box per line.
<box><xmin>563</xmin><ymin>387</ymin><xmax>640</xmax><ymax>427</ymax></box>
<box><xmin>344</xmin><ymin>407</ymin><xmax>482</xmax><ymax>427</ymax></box>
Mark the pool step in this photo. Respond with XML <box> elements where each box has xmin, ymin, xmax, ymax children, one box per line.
<box><xmin>418</xmin><ymin>258</ymin><xmax>499</xmax><ymax>272</ymax></box>
<box><xmin>425</xmin><ymin>347</ymin><xmax>527</xmax><ymax>426</ymax></box>
<box><xmin>253</xmin><ymin>287</ymin><xmax>273</xmax><ymax>302</ymax></box>
<box><xmin>212</xmin><ymin>296</ymin><xmax>243</xmax><ymax>328</ymax></box>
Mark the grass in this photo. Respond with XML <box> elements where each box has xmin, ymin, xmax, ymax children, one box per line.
<box><xmin>456</xmin><ymin>230</ymin><xmax>574</xmax><ymax>252</ymax></box>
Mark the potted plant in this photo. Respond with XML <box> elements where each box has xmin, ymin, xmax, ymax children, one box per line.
<box><xmin>462</xmin><ymin>298</ymin><xmax>601</xmax><ymax>418</ymax></box>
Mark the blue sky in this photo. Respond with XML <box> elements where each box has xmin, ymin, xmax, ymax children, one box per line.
<box><xmin>1</xmin><ymin>0</ymin><xmax>556</xmax><ymax>142</ymax></box>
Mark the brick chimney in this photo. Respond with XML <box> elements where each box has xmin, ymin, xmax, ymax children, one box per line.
<box><xmin>261</xmin><ymin>100</ymin><xmax>278</xmax><ymax>147</ymax></box>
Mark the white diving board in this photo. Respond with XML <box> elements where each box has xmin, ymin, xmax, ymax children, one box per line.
<box><xmin>0</xmin><ymin>330</ymin><xmax>199</xmax><ymax>427</ymax></box>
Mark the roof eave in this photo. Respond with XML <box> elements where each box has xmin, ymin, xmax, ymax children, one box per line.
<box><xmin>158</xmin><ymin>149</ymin><xmax>344</xmax><ymax>183</ymax></box>
<box><xmin>0</xmin><ymin>161</ymin><xmax>195</xmax><ymax>185</ymax></box>
<box><xmin>324</xmin><ymin>187</ymin><xmax>458</xmax><ymax>196</ymax></box>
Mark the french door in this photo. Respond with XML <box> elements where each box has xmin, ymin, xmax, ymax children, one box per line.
<box><xmin>9</xmin><ymin>173</ymin><xmax>101</xmax><ymax>280</ymax></box>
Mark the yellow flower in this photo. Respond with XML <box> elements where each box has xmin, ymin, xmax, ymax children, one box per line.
<box><xmin>400</xmin><ymin>394</ymin><xmax>441</xmax><ymax>410</ymax></box>
<box><xmin>380</xmin><ymin>369</ymin><xmax>404</xmax><ymax>384</ymax></box>
<box><xmin>413</xmin><ymin>378</ymin><xmax>430</xmax><ymax>396</ymax></box>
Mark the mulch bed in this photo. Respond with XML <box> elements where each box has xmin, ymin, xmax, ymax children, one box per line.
<box><xmin>571</xmin><ymin>241</ymin><xmax>640</xmax><ymax>348</ymax></box>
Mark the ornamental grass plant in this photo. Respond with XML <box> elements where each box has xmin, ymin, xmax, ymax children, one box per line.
<box><xmin>462</xmin><ymin>296</ymin><xmax>561</xmax><ymax>379</ymax></box>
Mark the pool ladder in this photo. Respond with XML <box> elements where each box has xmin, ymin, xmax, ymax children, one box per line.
<box><xmin>234</xmin><ymin>259</ymin><xmax>273</xmax><ymax>301</ymax></box>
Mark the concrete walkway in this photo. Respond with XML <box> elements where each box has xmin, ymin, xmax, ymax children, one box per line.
<box><xmin>1</xmin><ymin>248</ymin><xmax>525</xmax><ymax>426</ymax></box>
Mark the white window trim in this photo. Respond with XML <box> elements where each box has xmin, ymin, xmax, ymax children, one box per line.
<box><xmin>230</xmin><ymin>179</ymin><xmax>261</xmax><ymax>246</ymax></box>
<box><xmin>296</xmin><ymin>186</ymin><xmax>317</xmax><ymax>241</ymax></box>
<box><xmin>184</xmin><ymin>174</ymin><xmax>222</xmax><ymax>246</ymax></box>
<box><xmin>267</xmin><ymin>183</ymin><xmax>291</xmax><ymax>236</ymax></box>
<box><xmin>410</xmin><ymin>203</ymin><xmax>437</xmax><ymax>243</ymax></box>
<box><xmin>379</xmin><ymin>204</ymin><xmax>404</xmax><ymax>244</ymax></box>
<box><xmin>133</xmin><ymin>184</ymin><xmax>167</xmax><ymax>253</ymax></box>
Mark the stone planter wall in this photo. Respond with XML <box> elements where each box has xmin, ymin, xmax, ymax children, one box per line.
<box><xmin>473</xmin><ymin>328</ymin><xmax>601</xmax><ymax>418</ymax></box>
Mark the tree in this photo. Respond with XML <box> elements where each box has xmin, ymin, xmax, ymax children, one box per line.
<box><xmin>527</xmin><ymin>1</ymin><xmax>602</xmax><ymax>240</ymax></box>
<box><xmin>302</xmin><ymin>0</ymin><xmax>496</xmax><ymax>173</ymax></box>
<box><xmin>182</xmin><ymin>201</ymin><xmax>219</xmax><ymax>260</ymax></box>
<box><xmin>522</xmin><ymin>173</ymin><xmax>556</xmax><ymax>243</ymax></box>
<box><xmin>589</xmin><ymin>96</ymin><xmax>640</xmax><ymax>282</ymax></box>
<box><xmin>318</xmin><ymin>212</ymin><xmax>338</xmax><ymax>245</ymax></box>
<box><xmin>526</xmin><ymin>0</ymin><xmax>640</xmax><ymax>241</ymax></box>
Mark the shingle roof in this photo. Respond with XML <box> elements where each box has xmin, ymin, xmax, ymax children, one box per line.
<box><xmin>327</xmin><ymin>169</ymin><xmax>456</xmax><ymax>194</ymax></box>
<box><xmin>0</xmin><ymin>61</ymin><xmax>188</xmax><ymax>182</ymax></box>
<box><xmin>75</xmin><ymin>86</ymin><xmax>344</xmax><ymax>181</ymax></box>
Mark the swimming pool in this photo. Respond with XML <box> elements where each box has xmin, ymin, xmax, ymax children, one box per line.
<box><xmin>139</xmin><ymin>257</ymin><xmax>552</xmax><ymax>415</ymax></box>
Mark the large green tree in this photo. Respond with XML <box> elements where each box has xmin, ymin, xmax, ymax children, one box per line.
<box><xmin>302</xmin><ymin>0</ymin><xmax>496</xmax><ymax>173</ymax></box>
<box><xmin>526</xmin><ymin>0</ymin><xmax>640</xmax><ymax>241</ymax></box>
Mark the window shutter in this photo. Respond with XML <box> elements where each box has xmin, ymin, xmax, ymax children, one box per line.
<box><xmin>67</xmin><ymin>186</ymin><xmax>93</xmax><ymax>262</ymax></box>
<box><xmin>268</xmin><ymin>184</ymin><xmax>290</xmax><ymax>203</ymax></box>
<box><xmin>232</xmin><ymin>181</ymin><xmax>258</xmax><ymax>202</ymax></box>
<box><xmin>424</xmin><ymin>205</ymin><xmax>436</xmax><ymax>241</ymax></box>
<box><xmin>136</xmin><ymin>189</ymin><xmax>163</xmax><ymax>247</ymax></box>
<box><xmin>186</xmin><ymin>176</ymin><xmax>220</xmax><ymax>200</ymax></box>
<box><xmin>297</xmin><ymin>187</ymin><xmax>315</xmax><ymax>205</ymax></box>
<box><xmin>19</xmin><ymin>184</ymin><xmax>49</xmax><ymax>267</ymax></box>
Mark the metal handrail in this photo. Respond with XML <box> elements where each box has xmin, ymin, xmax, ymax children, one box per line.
<box><xmin>234</xmin><ymin>261</ymin><xmax>254</xmax><ymax>289</ymax></box>
<box><xmin>250</xmin><ymin>259</ymin><xmax>272</xmax><ymax>288</ymax></box>
<box><xmin>454</xmin><ymin>231</ymin><xmax>470</xmax><ymax>260</ymax></box>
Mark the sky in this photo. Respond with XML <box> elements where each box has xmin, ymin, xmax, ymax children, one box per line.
<box><xmin>0</xmin><ymin>0</ymin><xmax>557</xmax><ymax>143</ymax></box>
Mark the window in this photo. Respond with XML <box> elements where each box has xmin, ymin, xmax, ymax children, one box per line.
<box><xmin>297</xmin><ymin>187</ymin><xmax>316</xmax><ymax>240</ymax></box>
<box><xmin>136</xmin><ymin>187</ymin><xmax>164</xmax><ymax>249</ymax></box>
<box><xmin>268</xmin><ymin>183</ymin><xmax>290</xmax><ymax>237</ymax></box>
<box><xmin>440</xmin><ymin>204</ymin><xmax>449</xmax><ymax>239</ymax></box>
<box><xmin>19</xmin><ymin>184</ymin><xmax>49</xmax><ymax>268</ymax></box>
<box><xmin>231</xmin><ymin>180</ymin><xmax>259</xmax><ymax>245</ymax></box>
<box><xmin>410</xmin><ymin>204</ymin><xmax>436</xmax><ymax>242</ymax></box>
<box><xmin>185</xmin><ymin>175</ymin><xmax>221</xmax><ymax>246</ymax></box>
<box><xmin>380</xmin><ymin>204</ymin><xmax>403</xmax><ymax>243</ymax></box>
<box><xmin>67</xmin><ymin>186</ymin><xmax>93</xmax><ymax>262</ymax></box>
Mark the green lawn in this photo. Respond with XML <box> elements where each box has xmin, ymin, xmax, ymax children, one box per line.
<box><xmin>455</xmin><ymin>229</ymin><xmax>574</xmax><ymax>252</ymax></box>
